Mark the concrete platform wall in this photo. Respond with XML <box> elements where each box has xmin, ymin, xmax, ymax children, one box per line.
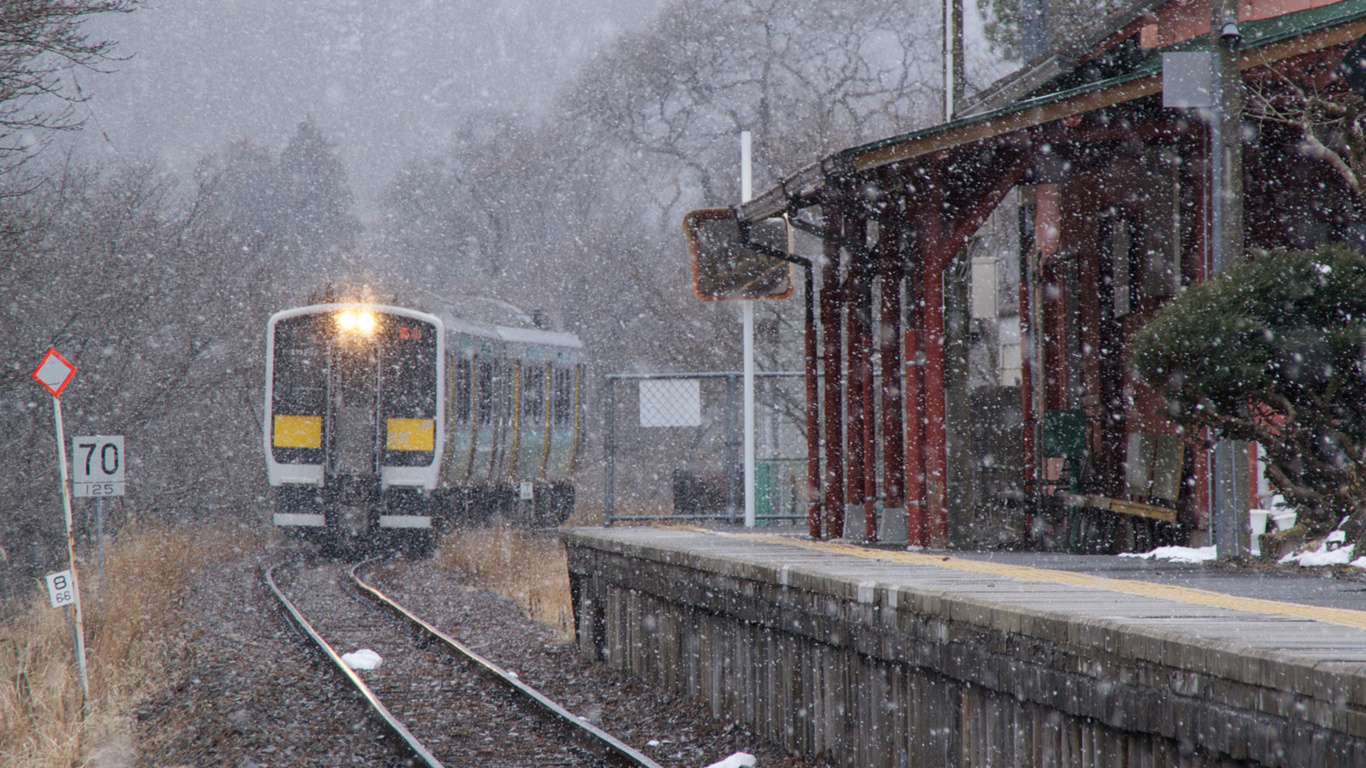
<box><xmin>564</xmin><ymin>529</ymin><xmax>1366</xmax><ymax>768</ymax></box>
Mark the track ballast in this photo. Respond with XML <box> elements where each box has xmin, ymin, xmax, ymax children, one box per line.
<box><xmin>266</xmin><ymin>558</ymin><xmax>662</xmax><ymax>768</ymax></box>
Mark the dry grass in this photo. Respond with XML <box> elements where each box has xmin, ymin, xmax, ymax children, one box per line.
<box><xmin>433</xmin><ymin>525</ymin><xmax>575</xmax><ymax>641</ymax></box>
<box><xmin>0</xmin><ymin>520</ymin><xmax>262</xmax><ymax>767</ymax></box>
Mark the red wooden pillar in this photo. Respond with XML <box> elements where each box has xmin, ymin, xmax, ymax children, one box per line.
<box><xmin>913</xmin><ymin>177</ymin><xmax>951</xmax><ymax>547</ymax></box>
<box><xmin>878</xmin><ymin>224</ymin><xmax>906</xmax><ymax>542</ymax></box>
<box><xmin>821</xmin><ymin>209</ymin><xmax>846</xmax><ymax>538</ymax></box>
<box><xmin>914</xmin><ymin>148</ymin><xmax>1033</xmax><ymax>547</ymax></box>
<box><xmin>1019</xmin><ymin>229</ymin><xmax>1039</xmax><ymax>532</ymax></box>
<box><xmin>842</xmin><ymin>215</ymin><xmax>878</xmax><ymax>542</ymax></box>
<box><xmin>905</xmin><ymin>282</ymin><xmax>927</xmax><ymax>547</ymax></box>
<box><xmin>921</xmin><ymin>251</ymin><xmax>950</xmax><ymax>546</ymax></box>
<box><xmin>858</xmin><ymin>228</ymin><xmax>878</xmax><ymax>543</ymax></box>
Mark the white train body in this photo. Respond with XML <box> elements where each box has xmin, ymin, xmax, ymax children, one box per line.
<box><xmin>263</xmin><ymin>302</ymin><xmax>583</xmax><ymax>549</ymax></box>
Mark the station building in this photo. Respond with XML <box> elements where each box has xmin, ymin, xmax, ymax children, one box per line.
<box><xmin>723</xmin><ymin>0</ymin><xmax>1366</xmax><ymax>550</ymax></box>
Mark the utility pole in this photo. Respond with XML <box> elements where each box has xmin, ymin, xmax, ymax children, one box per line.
<box><xmin>1209</xmin><ymin>0</ymin><xmax>1250</xmax><ymax>559</ymax></box>
<box><xmin>742</xmin><ymin>130</ymin><xmax>756</xmax><ymax>528</ymax></box>
<box><xmin>944</xmin><ymin>0</ymin><xmax>963</xmax><ymax>118</ymax></box>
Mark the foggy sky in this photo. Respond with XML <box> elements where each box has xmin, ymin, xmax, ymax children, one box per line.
<box><xmin>71</xmin><ymin>0</ymin><xmax>668</xmax><ymax>216</ymax></box>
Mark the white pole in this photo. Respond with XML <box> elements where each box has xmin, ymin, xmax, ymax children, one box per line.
<box><xmin>741</xmin><ymin>131</ymin><xmax>756</xmax><ymax>528</ymax></box>
<box><xmin>944</xmin><ymin>0</ymin><xmax>955</xmax><ymax>119</ymax></box>
<box><xmin>53</xmin><ymin>397</ymin><xmax>90</xmax><ymax>701</ymax></box>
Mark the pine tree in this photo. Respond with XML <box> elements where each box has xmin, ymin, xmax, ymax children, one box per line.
<box><xmin>1132</xmin><ymin>243</ymin><xmax>1366</xmax><ymax>540</ymax></box>
<box><xmin>278</xmin><ymin>118</ymin><xmax>360</xmax><ymax>260</ymax></box>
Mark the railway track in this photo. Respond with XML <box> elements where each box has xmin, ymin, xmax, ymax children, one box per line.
<box><xmin>266</xmin><ymin>557</ymin><xmax>663</xmax><ymax>768</ymax></box>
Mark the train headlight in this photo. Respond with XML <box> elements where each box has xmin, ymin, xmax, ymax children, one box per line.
<box><xmin>336</xmin><ymin>310</ymin><xmax>377</xmax><ymax>335</ymax></box>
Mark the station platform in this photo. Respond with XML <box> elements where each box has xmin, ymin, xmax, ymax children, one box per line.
<box><xmin>564</xmin><ymin>526</ymin><xmax>1366</xmax><ymax>768</ymax></box>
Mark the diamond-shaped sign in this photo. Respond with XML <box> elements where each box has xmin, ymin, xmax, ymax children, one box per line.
<box><xmin>32</xmin><ymin>348</ymin><xmax>76</xmax><ymax>398</ymax></box>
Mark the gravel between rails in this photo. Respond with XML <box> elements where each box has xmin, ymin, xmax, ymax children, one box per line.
<box><xmin>278</xmin><ymin>560</ymin><xmax>600</xmax><ymax>767</ymax></box>
<box><xmin>134</xmin><ymin>548</ymin><xmax>835</xmax><ymax>768</ymax></box>
<box><xmin>362</xmin><ymin>560</ymin><xmax>835</xmax><ymax>768</ymax></box>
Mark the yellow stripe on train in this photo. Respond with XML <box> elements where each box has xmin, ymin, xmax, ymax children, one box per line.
<box><xmin>273</xmin><ymin>415</ymin><xmax>322</xmax><ymax>448</ymax></box>
<box><xmin>386</xmin><ymin>418</ymin><xmax>435</xmax><ymax>451</ymax></box>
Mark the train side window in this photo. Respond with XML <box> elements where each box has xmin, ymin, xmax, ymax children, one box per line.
<box><xmin>475</xmin><ymin>359</ymin><xmax>494</xmax><ymax>425</ymax></box>
<box><xmin>523</xmin><ymin>363</ymin><xmax>546</xmax><ymax>425</ymax></box>
<box><xmin>453</xmin><ymin>358</ymin><xmax>473</xmax><ymax>424</ymax></box>
<box><xmin>497</xmin><ymin>363</ymin><xmax>514</xmax><ymax>423</ymax></box>
<box><xmin>551</xmin><ymin>367</ymin><xmax>573</xmax><ymax>427</ymax></box>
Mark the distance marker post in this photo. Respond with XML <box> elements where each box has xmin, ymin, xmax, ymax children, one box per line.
<box><xmin>31</xmin><ymin>348</ymin><xmax>89</xmax><ymax>702</ymax></box>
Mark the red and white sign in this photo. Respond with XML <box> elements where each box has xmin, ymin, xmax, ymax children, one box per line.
<box><xmin>32</xmin><ymin>348</ymin><xmax>76</xmax><ymax>398</ymax></box>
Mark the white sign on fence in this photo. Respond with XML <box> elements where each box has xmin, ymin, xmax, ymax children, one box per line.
<box><xmin>72</xmin><ymin>435</ymin><xmax>125</xmax><ymax>497</ymax></box>
<box><xmin>45</xmin><ymin>570</ymin><xmax>76</xmax><ymax>608</ymax></box>
<box><xmin>639</xmin><ymin>379</ymin><xmax>702</xmax><ymax>427</ymax></box>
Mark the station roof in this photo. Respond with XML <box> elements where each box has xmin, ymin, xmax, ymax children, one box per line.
<box><xmin>736</xmin><ymin>0</ymin><xmax>1366</xmax><ymax>223</ymax></box>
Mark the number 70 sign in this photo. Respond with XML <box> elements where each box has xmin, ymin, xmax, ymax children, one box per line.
<box><xmin>72</xmin><ymin>435</ymin><xmax>125</xmax><ymax>497</ymax></box>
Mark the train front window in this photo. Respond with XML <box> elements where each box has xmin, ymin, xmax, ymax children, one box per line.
<box><xmin>380</xmin><ymin>319</ymin><xmax>437</xmax><ymax>418</ymax></box>
<box><xmin>380</xmin><ymin>317</ymin><xmax>438</xmax><ymax>465</ymax></box>
<box><xmin>272</xmin><ymin>317</ymin><xmax>327</xmax><ymax>416</ymax></box>
<box><xmin>271</xmin><ymin>316</ymin><xmax>327</xmax><ymax>463</ymax></box>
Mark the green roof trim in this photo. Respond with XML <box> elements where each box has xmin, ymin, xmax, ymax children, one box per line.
<box><xmin>838</xmin><ymin>0</ymin><xmax>1366</xmax><ymax>166</ymax></box>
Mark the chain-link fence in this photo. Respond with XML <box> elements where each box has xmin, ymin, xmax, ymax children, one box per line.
<box><xmin>603</xmin><ymin>372</ymin><xmax>808</xmax><ymax>524</ymax></box>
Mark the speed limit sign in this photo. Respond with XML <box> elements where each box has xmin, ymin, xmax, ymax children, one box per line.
<box><xmin>72</xmin><ymin>435</ymin><xmax>125</xmax><ymax>497</ymax></box>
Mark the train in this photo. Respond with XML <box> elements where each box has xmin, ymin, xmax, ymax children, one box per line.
<box><xmin>263</xmin><ymin>301</ymin><xmax>585</xmax><ymax>553</ymax></box>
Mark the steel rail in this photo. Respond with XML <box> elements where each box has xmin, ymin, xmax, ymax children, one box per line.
<box><xmin>263</xmin><ymin>561</ymin><xmax>445</xmax><ymax>768</ymax></box>
<box><xmin>348</xmin><ymin>559</ymin><xmax>664</xmax><ymax>768</ymax></box>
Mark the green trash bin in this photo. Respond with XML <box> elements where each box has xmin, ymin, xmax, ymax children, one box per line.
<box><xmin>756</xmin><ymin>460</ymin><xmax>778</xmax><ymax>524</ymax></box>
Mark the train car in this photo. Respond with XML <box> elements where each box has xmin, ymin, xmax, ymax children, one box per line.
<box><xmin>264</xmin><ymin>301</ymin><xmax>583</xmax><ymax>554</ymax></box>
<box><xmin>436</xmin><ymin>316</ymin><xmax>584</xmax><ymax>526</ymax></box>
<box><xmin>265</xmin><ymin>303</ymin><xmax>444</xmax><ymax>552</ymax></box>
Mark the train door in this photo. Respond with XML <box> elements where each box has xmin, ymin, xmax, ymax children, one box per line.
<box><xmin>328</xmin><ymin>339</ymin><xmax>380</xmax><ymax>478</ymax></box>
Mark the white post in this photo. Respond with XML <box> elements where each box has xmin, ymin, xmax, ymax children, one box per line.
<box><xmin>53</xmin><ymin>398</ymin><xmax>90</xmax><ymax>701</ymax></box>
<box><xmin>742</xmin><ymin>130</ymin><xmax>756</xmax><ymax>527</ymax></box>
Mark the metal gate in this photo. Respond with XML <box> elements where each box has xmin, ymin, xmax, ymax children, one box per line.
<box><xmin>603</xmin><ymin>372</ymin><xmax>807</xmax><ymax>524</ymax></box>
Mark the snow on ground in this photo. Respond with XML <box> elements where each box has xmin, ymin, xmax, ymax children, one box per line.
<box><xmin>1118</xmin><ymin>545</ymin><xmax>1217</xmax><ymax>564</ymax></box>
<box><xmin>1280</xmin><ymin>533</ymin><xmax>1357</xmax><ymax>567</ymax></box>
<box><xmin>341</xmin><ymin>648</ymin><xmax>383</xmax><ymax>670</ymax></box>
<box><xmin>704</xmin><ymin>753</ymin><xmax>757</xmax><ymax>768</ymax></box>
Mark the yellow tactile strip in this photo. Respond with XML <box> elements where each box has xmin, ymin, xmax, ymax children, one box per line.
<box><xmin>719</xmin><ymin>532</ymin><xmax>1366</xmax><ymax>633</ymax></box>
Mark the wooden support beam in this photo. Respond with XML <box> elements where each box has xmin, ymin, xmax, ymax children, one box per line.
<box><xmin>821</xmin><ymin>210</ymin><xmax>846</xmax><ymax>539</ymax></box>
<box><xmin>1061</xmin><ymin>494</ymin><xmax>1178</xmax><ymax>524</ymax></box>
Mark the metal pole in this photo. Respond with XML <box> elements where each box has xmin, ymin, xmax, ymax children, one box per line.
<box><xmin>1210</xmin><ymin>0</ymin><xmax>1248</xmax><ymax>560</ymax></box>
<box><xmin>96</xmin><ymin>497</ymin><xmax>105</xmax><ymax>595</ymax></box>
<box><xmin>53</xmin><ymin>397</ymin><xmax>89</xmax><ymax>701</ymax></box>
<box><xmin>943</xmin><ymin>0</ymin><xmax>962</xmax><ymax>119</ymax></box>
<box><xmin>603</xmin><ymin>376</ymin><xmax>616</xmax><ymax>526</ymax></box>
<box><xmin>803</xmin><ymin>258</ymin><xmax>823</xmax><ymax>539</ymax></box>
<box><xmin>725</xmin><ymin>374</ymin><xmax>742</xmax><ymax>522</ymax></box>
<box><xmin>742</xmin><ymin>130</ymin><xmax>756</xmax><ymax>528</ymax></box>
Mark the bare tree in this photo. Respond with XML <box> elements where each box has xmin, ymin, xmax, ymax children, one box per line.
<box><xmin>1243</xmin><ymin>66</ymin><xmax>1366</xmax><ymax>198</ymax></box>
<box><xmin>0</xmin><ymin>156</ymin><xmax>301</xmax><ymax>600</ymax></box>
<box><xmin>0</xmin><ymin>0</ymin><xmax>135</xmax><ymax>173</ymax></box>
<box><xmin>378</xmin><ymin>0</ymin><xmax>943</xmax><ymax>377</ymax></box>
